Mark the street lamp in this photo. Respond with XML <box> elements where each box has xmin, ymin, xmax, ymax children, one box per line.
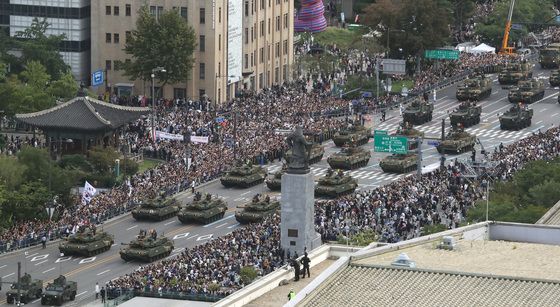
<box><xmin>214</xmin><ymin>74</ymin><xmax>238</xmax><ymax>110</ymax></box>
<box><xmin>151</xmin><ymin>67</ymin><xmax>166</xmax><ymax>141</ymax></box>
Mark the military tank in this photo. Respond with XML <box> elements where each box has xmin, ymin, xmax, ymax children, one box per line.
<box><xmin>402</xmin><ymin>99</ymin><xmax>434</xmax><ymax>125</ymax></box>
<box><xmin>265</xmin><ymin>168</ymin><xmax>284</xmax><ymax>191</ymax></box>
<box><xmin>177</xmin><ymin>192</ymin><xmax>227</xmax><ymax>224</ymax></box>
<box><xmin>235</xmin><ymin>194</ymin><xmax>280</xmax><ymax>224</ymax></box>
<box><xmin>449</xmin><ymin>102</ymin><xmax>481</xmax><ymax>128</ymax></box>
<box><xmin>314</xmin><ymin>169</ymin><xmax>358</xmax><ymax>198</ymax></box>
<box><xmin>550</xmin><ymin>69</ymin><xmax>560</xmax><ymax>87</ymax></box>
<box><xmin>507</xmin><ymin>79</ymin><xmax>545</xmax><ymax>104</ymax></box>
<box><xmin>58</xmin><ymin>225</ymin><xmax>114</xmax><ymax>257</ymax></box>
<box><xmin>392</xmin><ymin>121</ymin><xmax>424</xmax><ymax>150</ymax></box>
<box><xmin>379</xmin><ymin>154</ymin><xmax>418</xmax><ymax>174</ymax></box>
<box><xmin>131</xmin><ymin>192</ymin><xmax>180</xmax><ymax>221</ymax></box>
<box><xmin>499</xmin><ymin>105</ymin><xmax>533</xmax><ymax>130</ymax></box>
<box><xmin>6</xmin><ymin>273</ymin><xmax>42</xmax><ymax>304</ymax></box>
<box><xmin>456</xmin><ymin>75</ymin><xmax>493</xmax><ymax>101</ymax></box>
<box><xmin>332</xmin><ymin>123</ymin><xmax>371</xmax><ymax>147</ymax></box>
<box><xmin>285</xmin><ymin>143</ymin><xmax>324</xmax><ymax>164</ymax></box>
<box><xmin>40</xmin><ymin>275</ymin><xmax>76</xmax><ymax>306</ymax></box>
<box><xmin>539</xmin><ymin>43</ymin><xmax>560</xmax><ymax>68</ymax></box>
<box><xmin>327</xmin><ymin>146</ymin><xmax>371</xmax><ymax>170</ymax></box>
<box><xmin>498</xmin><ymin>62</ymin><xmax>532</xmax><ymax>85</ymax></box>
<box><xmin>120</xmin><ymin>230</ymin><xmax>174</xmax><ymax>262</ymax></box>
<box><xmin>436</xmin><ymin>127</ymin><xmax>476</xmax><ymax>154</ymax></box>
<box><xmin>220</xmin><ymin>162</ymin><xmax>267</xmax><ymax>188</ymax></box>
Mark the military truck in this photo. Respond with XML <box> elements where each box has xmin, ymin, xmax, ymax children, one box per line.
<box><xmin>40</xmin><ymin>275</ymin><xmax>77</xmax><ymax>306</ymax></box>
<box><xmin>379</xmin><ymin>154</ymin><xmax>418</xmax><ymax>174</ymax></box>
<box><xmin>550</xmin><ymin>69</ymin><xmax>560</xmax><ymax>87</ymax></box>
<box><xmin>449</xmin><ymin>102</ymin><xmax>482</xmax><ymax>128</ymax></box>
<box><xmin>327</xmin><ymin>146</ymin><xmax>371</xmax><ymax>170</ymax></box>
<box><xmin>498</xmin><ymin>62</ymin><xmax>532</xmax><ymax>85</ymax></box>
<box><xmin>402</xmin><ymin>99</ymin><xmax>434</xmax><ymax>125</ymax></box>
<box><xmin>507</xmin><ymin>79</ymin><xmax>545</xmax><ymax>104</ymax></box>
<box><xmin>456</xmin><ymin>75</ymin><xmax>493</xmax><ymax>101</ymax></box>
<box><xmin>392</xmin><ymin>121</ymin><xmax>424</xmax><ymax>150</ymax></box>
<box><xmin>58</xmin><ymin>225</ymin><xmax>114</xmax><ymax>257</ymax></box>
<box><xmin>131</xmin><ymin>192</ymin><xmax>180</xmax><ymax>221</ymax></box>
<box><xmin>220</xmin><ymin>162</ymin><xmax>267</xmax><ymax>188</ymax></box>
<box><xmin>332</xmin><ymin>123</ymin><xmax>371</xmax><ymax>147</ymax></box>
<box><xmin>6</xmin><ymin>273</ymin><xmax>42</xmax><ymax>304</ymax></box>
<box><xmin>285</xmin><ymin>143</ymin><xmax>324</xmax><ymax>164</ymax></box>
<box><xmin>436</xmin><ymin>126</ymin><xmax>476</xmax><ymax>154</ymax></box>
<box><xmin>120</xmin><ymin>230</ymin><xmax>174</xmax><ymax>262</ymax></box>
<box><xmin>235</xmin><ymin>194</ymin><xmax>280</xmax><ymax>224</ymax></box>
<box><xmin>314</xmin><ymin>169</ymin><xmax>358</xmax><ymax>198</ymax></box>
<box><xmin>177</xmin><ymin>192</ymin><xmax>227</xmax><ymax>224</ymax></box>
<box><xmin>539</xmin><ymin>43</ymin><xmax>560</xmax><ymax>68</ymax></box>
<box><xmin>499</xmin><ymin>105</ymin><xmax>533</xmax><ymax>130</ymax></box>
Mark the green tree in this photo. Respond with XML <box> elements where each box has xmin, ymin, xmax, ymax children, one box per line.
<box><xmin>121</xmin><ymin>7</ymin><xmax>197</xmax><ymax>89</ymax></box>
<box><xmin>20</xmin><ymin>60</ymin><xmax>50</xmax><ymax>89</ymax></box>
<box><xmin>3</xmin><ymin>181</ymin><xmax>51</xmax><ymax>222</ymax></box>
<box><xmin>48</xmin><ymin>71</ymin><xmax>78</xmax><ymax>100</ymax></box>
<box><xmin>0</xmin><ymin>156</ymin><xmax>27</xmax><ymax>190</ymax></box>
<box><xmin>88</xmin><ymin>146</ymin><xmax>119</xmax><ymax>174</ymax></box>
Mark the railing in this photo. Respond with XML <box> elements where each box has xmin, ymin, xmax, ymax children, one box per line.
<box><xmin>104</xmin><ymin>288</ymin><xmax>224</xmax><ymax>306</ymax></box>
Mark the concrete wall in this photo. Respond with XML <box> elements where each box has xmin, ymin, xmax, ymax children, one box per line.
<box><xmin>490</xmin><ymin>222</ymin><xmax>560</xmax><ymax>245</ymax></box>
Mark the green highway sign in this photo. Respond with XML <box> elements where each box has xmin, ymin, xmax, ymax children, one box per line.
<box><xmin>374</xmin><ymin>130</ymin><xmax>408</xmax><ymax>154</ymax></box>
<box><xmin>424</xmin><ymin>49</ymin><xmax>460</xmax><ymax>60</ymax></box>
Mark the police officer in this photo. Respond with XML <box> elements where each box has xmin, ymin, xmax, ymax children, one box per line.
<box><xmin>292</xmin><ymin>258</ymin><xmax>300</xmax><ymax>281</ymax></box>
<box><xmin>288</xmin><ymin>288</ymin><xmax>296</xmax><ymax>301</ymax></box>
<box><xmin>300</xmin><ymin>252</ymin><xmax>311</xmax><ymax>278</ymax></box>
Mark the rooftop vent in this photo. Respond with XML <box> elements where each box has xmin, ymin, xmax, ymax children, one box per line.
<box><xmin>437</xmin><ymin>236</ymin><xmax>456</xmax><ymax>251</ymax></box>
<box><xmin>391</xmin><ymin>252</ymin><xmax>416</xmax><ymax>268</ymax></box>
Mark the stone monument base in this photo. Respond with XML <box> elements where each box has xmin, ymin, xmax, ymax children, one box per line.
<box><xmin>280</xmin><ymin>172</ymin><xmax>322</xmax><ymax>255</ymax></box>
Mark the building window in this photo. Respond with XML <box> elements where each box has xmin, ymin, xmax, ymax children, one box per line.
<box><xmin>276</xmin><ymin>16</ymin><xmax>280</xmax><ymax>31</ymax></box>
<box><xmin>283</xmin><ymin>64</ymin><xmax>288</xmax><ymax>81</ymax></box>
<box><xmin>244</xmin><ymin>54</ymin><xmax>248</xmax><ymax>69</ymax></box>
<box><xmin>125</xmin><ymin>31</ymin><xmax>131</xmax><ymax>43</ymax></box>
<box><xmin>275</xmin><ymin>67</ymin><xmax>279</xmax><ymax>83</ymax></box>
<box><xmin>105</xmin><ymin>6</ymin><xmax>111</xmax><ymax>15</ymax></box>
<box><xmin>245</xmin><ymin>1</ymin><xmax>249</xmax><ymax>16</ymax></box>
<box><xmin>180</xmin><ymin>7</ymin><xmax>188</xmax><ymax>20</ymax></box>
<box><xmin>267</xmin><ymin>45</ymin><xmax>270</xmax><ymax>60</ymax></box>
<box><xmin>283</xmin><ymin>40</ymin><xmax>288</xmax><ymax>55</ymax></box>
<box><xmin>219</xmin><ymin>7</ymin><xmax>222</xmax><ymax>23</ymax></box>
<box><xmin>106</xmin><ymin>60</ymin><xmax>112</xmax><ymax>70</ymax></box>
<box><xmin>199</xmin><ymin>89</ymin><xmax>206</xmax><ymax>98</ymax></box>
<box><xmin>126</xmin><ymin>4</ymin><xmax>131</xmax><ymax>16</ymax></box>
<box><xmin>267</xmin><ymin>71</ymin><xmax>270</xmax><ymax>86</ymax></box>
<box><xmin>259</xmin><ymin>73</ymin><xmax>263</xmax><ymax>89</ymax></box>
<box><xmin>199</xmin><ymin>35</ymin><xmax>205</xmax><ymax>52</ymax></box>
<box><xmin>260</xmin><ymin>47</ymin><xmax>264</xmax><ymax>63</ymax></box>
<box><xmin>114</xmin><ymin>6</ymin><xmax>119</xmax><ymax>16</ymax></box>
<box><xmin>199</xmin><ymin>63</ymin><xmax>205</xmax><ymax>79</ymax></box>
<box><xmin>251</xmin><ymin>52</ymin><xmax>254</xmax><ymax>66</ymax></box>
<box><xmin>244</xmin><ymin>28</ymin><xmax>248</xmax><ymax>44</ymax></box>
<box><xmin>200</xmin><ymin>8</ymin><xmax>205</xmax><ymax>24</ymax></box>
<box><xmin>105</xmin><ymin>33</ymin><xmax>111</xmax><ymax>43</ymax></box>
<box><xmin>260</xmin><ymin>21</ymin><xmax>264</xmax><ymax>36</ymax></box>
<box><xmin>284</xmin><ymin>13</ymin><xmax>288</xmax><ymax>29</ymax></box>
<box><xmin>174</xmin><ymin>88</ymin><xmax>186</xmax><ymax>99</ymax></box>
<box><xmin>268</xmin><ymin>18</ymin><xmax>271</xmax><ymax>34</ymax></box>
<box><xmin>276</xmin><ymin>42</ymin><xmax>280</xmax><ymax>58</ymax></box>
<box><xmin>260</xmin><ymin>0</ymin><xmax>265</xmax><ymax>10</ymax></box>
<box><xmin>251</xmin><ymin>27</ymin><xmax>254</xmax><ymax>42</ymax></box>
<box><xmin>219</xmin><ymin>34</ymin><xmax>222</xmax><ymax>51</ymax></box>
<box><xmin>150</xmin><ymin>6</ymin><xmax>156</xmax><ymax>16</ymax></box>
<box><xmin>277</xmin><ymin>0</ymin><xmax>280</xmax><ymax>4</ymax></box>
<box><xmin>114</xmin><ymin>33</ymin><xmax>120</xmax><ymax>44</ymax></box>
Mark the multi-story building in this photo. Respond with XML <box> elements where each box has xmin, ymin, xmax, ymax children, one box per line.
<box><xmin>90</xmin><ymin>0</ymin><xmax>294</xmax><ymax>104</ymax></box>
<box><xmin>1</xmin><ymin>0</ymin><xmax>91</xmax><ymax>82</ymax></box>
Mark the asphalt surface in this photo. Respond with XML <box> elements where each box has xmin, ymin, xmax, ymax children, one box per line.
<box><xmin>0</xmin><ymin>64</ymin><xmax>558</xmax><ymax>306</ymax></box>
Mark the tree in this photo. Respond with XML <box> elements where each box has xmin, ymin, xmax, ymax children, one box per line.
<box><xmin>20</xmin><ymin>60</ymin><xmax>50</xmax><ymax>89</ymax></box>
<box><xmin>48</xmin><ymin>71</ymin><xmax>79</xmax><ymax>100</ymax></box>
<box><xmin>121</xmin><ymin>7</ymin><xmax>197</xmax><ymax>89</ymax></box>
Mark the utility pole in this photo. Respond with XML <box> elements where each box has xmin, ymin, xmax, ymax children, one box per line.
<box><xmin>16</xmin><ymin>261</ymin><xmax>21</xmax><ymax>307</ymax></box>
<box><xmin>233</xmin><ymin>111</ymin><xmax>238</xmax><ymax>161</ymax></box>
<box><xmin>440</xmin><ymin>118</ymin><xmax>446</xmax><ymax>170</ymax></box>
<box><xmin>416</xmin><ymin>137</ymin><xmax>423</xmax><ymax>178</ymax></box>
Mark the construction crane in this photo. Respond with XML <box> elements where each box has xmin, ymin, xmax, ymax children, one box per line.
<box><xmin>499</xmin><ymin>0</ymin><xmax>516</xmax><ymax>55</ymax></box>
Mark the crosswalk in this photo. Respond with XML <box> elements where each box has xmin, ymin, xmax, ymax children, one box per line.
<box><xmin>266</xmin><ymin>164</ymin><xmax>404</xmax><ymax>182</ymax></box>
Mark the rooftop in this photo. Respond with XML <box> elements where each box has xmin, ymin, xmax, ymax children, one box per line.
<box><xmin>537</xmin><ymin>200</ymin><xmax>560</xmax><ymax>226</ymax></box>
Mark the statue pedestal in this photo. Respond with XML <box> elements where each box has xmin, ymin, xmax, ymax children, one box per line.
<box><xmin>280</xmin><ymin>172</ymin><xmax>322</xmax><ymax>255</ymax></box>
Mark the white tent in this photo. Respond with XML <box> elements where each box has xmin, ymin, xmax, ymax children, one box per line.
<box><xmin>469</xmin><ymin>43</ymin><xmax>495</xmax><ymax>54</ymax></box>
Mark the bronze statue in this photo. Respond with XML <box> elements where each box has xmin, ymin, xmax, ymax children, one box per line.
<box><xmin>285</xmin><ymin>126</ymin><xmax>312</xmax><ymax>174</ymax></box>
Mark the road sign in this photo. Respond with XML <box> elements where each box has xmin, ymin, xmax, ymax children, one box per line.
<box><xmin>374</xmin><ymin>130</ymin><xmax>408</xmax><ymax>154</ymax></box>
<box><xmin>92</xmin><ymin>70</ymin><xmax>104</xmax><ymax>87</ymax></box>
<box><xmin>427</xmin><ymin>140</ymin><xmax>440</xmax><ymax>146</ymax></box>
<box><xmin>215</xmin><ymin>116</ymin><xmax>225</xmax><ymax>123</ymax></box>
<box><xmin>381</xmin><ymin>59</ymin><xmax>406</xmax><ymax>75</ymax></box>
<box><xmin>424</xmin><ymin>49</ymin><xmax>460</xmax><ymax>60</ymax></box>
<box><xmin>511</xmin><ymin>23</ymin><xmax>523</xmax><ymax>30</ymax></box>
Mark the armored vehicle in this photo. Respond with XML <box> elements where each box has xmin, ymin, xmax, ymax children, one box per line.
<box><xmin>499</xmin><ymin>105</ymin><xmax>533</xmax><ymax>130</ymax></box>
<box><xmin>327</xmin><ymin>146</ymin><xmax>371</xmax><ymax>170</ymax></box>
<box><xmin>120</xmin><ymin>229</ymin><xmax>174</xmax><ymax>262</ymax></box>
<box><xmin>220</xmin><ymin>162</ymin><xmax>267</xmax><ymax>188</ymax></box>
<box><xmin>379</xmin><ymin>154</ymin><xmax>418</xmax><ymax>173</ymax></box>
<box><xmin>178</xmin><ymin>192</ymin><xmax>227</xmax><ymax>224</ymax></box>
<box><xmin>498</xmin><ymin>62</ymin><xmax>532</xmax><ymax>85</ymax></box>
<box><xmin>285</xmin><ymin>143</ymin><xmax>324</xmax><ymax>164</ymax></box>
<box><xmin>507</xmin><ymin>79</ymin><xmax>545</xmax><ymax>104</ymax></box>
<box><xmin>235</xmin><ymin>194</ymin><xmax>280</xmax><ymax>224</ymax></box>
<box><xmin>539</xmin><ymin>43</ymin><xmax>560</xmax><ymax>68</ymax></box>
<box><xmin>456</xmin><ymin>75</ymin><xmax>492</xmax><ymax>101</ymax></box>
<box><xmin>449</xmin><ymin>102</ymin><xmax>481</xmax><ymax>128</ymax></box>
<box><xmin>131</xmin><ymin>192</ymin><xmax>180</xmax><ymax>221</ymax></box>
<box><xmin>550</xmin><ymin>70</ymin><xmax>560</xmax><ymax>87</ymax></box>
<box><xmin>58</xmin><ymin>225</ymin><xmax>114</xmax><ymax>257</ymax></box>
<box><xmin>314</xmin><ymin>169</ymin><xmax>358</xmax><ymax>198</ymax></box>
<box><xmin>332</xmin><ymin>123</ymin><xmax>371</xmax><ymax>147</ymax></box>
<box><xmin>402</xmin><ymin>99</ymin><xmax>434</xmax><ymax>125</ymax></box>
<box><xmin>40</xmin><ymin>275</ymin><xmax>77</xmax><ymax>306</ymax></box>
<box><xmin>6</xmin><ymin>273</ymin><xmax>42</xmax><ymax>304</ymax></box>
<box><xmin>392</xmin><ymin>121</ymin><xmax>424</xmax><ymax>150</ymax></box>
<box><xmin>265</xmin><ymin>168</ymin><xmax>284</xmax><ymax>191</ymax></box>
<box><xmin>436</xmin><ymin>127</ymin><xmax>476</xmax><ymax>154</ymax></box>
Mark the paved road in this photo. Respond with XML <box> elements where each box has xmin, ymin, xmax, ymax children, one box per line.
<box><xmin>0</xmin><ymin>64</ymin><xmax>558</xmax><ymax>306</ymax></box>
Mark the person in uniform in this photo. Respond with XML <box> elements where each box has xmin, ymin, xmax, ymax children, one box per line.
<box><xmin>300</xmin><ymin>252</ymin><xmax>311</xmax><ymax>278</ymax></box>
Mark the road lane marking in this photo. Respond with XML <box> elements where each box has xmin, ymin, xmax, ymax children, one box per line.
<box><xmin>0</xmin><ymin>265</ymin><xmax>6</xmax><ymax>269</ymax></box>
<box><xmin>240</xmin><ymin>191</ymin><xmax>252</xmax><ymax>196</ymax></box>
<box><xmin>32</xmin><ymin>298</ymin><xmax>41</xmax><ymax>304</ymax></box>
<box><xmin>25</xmin><ymin>253</ymin><xmax>38</xmax><ymax>259</ymax></box>
<box><xmin>2</xmin><ymin>272</ymin><xmax>14</xmax><ymax>278</ymax></box>
<box><xmin>536</xmin><ymin>120</ymin><xmax>543</xmax><ymax>125</ymax></box>
<box><xmin>197</xmin><ymin>234</ymin><xmax>213</xmax><ymax>241</ymax></box>
<box><xmin>79</xmin><ymin>257</ymin><xmax>96</xmax><ymax>264</ymax></box>
<box><xmin>76</xmin><ymin>291</ymin><xmax>88</xmax><ymax>297</ymax></box>
<box><xmin>172</xmin><ymin>232</ymin><xmax>190</xmax><ymax>240</ymax></box>
<box><xmin>203</xmin><ymin>215</ymin><xmax>234</xmax><ymax>228</ymax></box>
<box><xmin>164</xmin><ymin>220</ymin><xmax>176</xmax><ymax>226</ymax></box>
<box><xmin>215</xmin><ymin>222</ymin><xmax>228</xmax><ymax>228</ymax></box>
<box><xmin>539</xmin><ymin>108</ymin><xmax>548</xmax><ymax>112</ymax></box>
<box><xmin>34</xmin><ymin>259</ymin><xmax>48</xmax><ymax>266</ymax></box>
<box><xmin>96</xmin><ymin>269</ymin><xmax>111</xmax><ymax>276</ymax></box>
<box><xmin>227</xmin><ymin>223</ymin><xmax>240</xmax><ymax>229</ymax></box>
<box><xmin>552</xmin><ymin>113</ymin><xmax>559</xmax><ymax>117</ymax></box>
<box><xmin>30</xmin><ymin>254</ymin><xmax>49</xmax><ymax>262</ymax></box>
<box><xmin>126</xmin><ymin>225</ymin><xmax>138</xmax><ymax>231</ymax></box>
<box><xmin>42</xmin><ymin>267</ymin><xmax>55</xmax><ymax>274</ymax></box>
